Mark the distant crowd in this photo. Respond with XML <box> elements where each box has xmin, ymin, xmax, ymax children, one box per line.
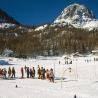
<box><xmin>0</xmin><ymin>65</ymin><xmax>54</xmax><ymax>83</ymax></box>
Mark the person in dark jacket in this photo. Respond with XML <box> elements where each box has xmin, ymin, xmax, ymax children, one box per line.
<box><xmin>27</xmin><ymin>67</ymin><xmax>30</xmax><ymax>78</ymax></box>
<box><xmin>24</xmin><ymin>65</ymin><xmax>27</xmax><ymax>73</ymax></box>
<box><xmin>30</xmin><ymin>68</ymin><xmax>33</xmax><ymax>78</ymax></box>
<box><xmin>8</xmin><ymin>67</ymin><xmax>11</xmax><ymax>78</ymax></box>
<box><xmin>32</xmin><ymin>67</ymin><xmax>35</xmax><ymax>78</ymax></box>
<box><xmin>43</xmin><ymin>68</ymin><xmax>46</xmax><ymax>79</ymax></box>
<box><xmin>11</xmin><ymin>67</ymin><xmax>16</xmax><ymax>78</ymax></box>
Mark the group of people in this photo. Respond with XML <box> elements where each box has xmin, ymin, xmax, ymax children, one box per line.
<box><xmin>0</xmin><ymin>67</ymin><xmax>16</xmax><ymax>79</ymax></box>
<box><xmin>22</xmin><ymin>66</ymin><xmax>35</xmax><ymax>79</ymax></box>
<box><xmin>0</xmin><ymin>65</ymin><xmax>54</xmax><ymax>83</ymax></box>
<box><xmin>37</xmin><ymin>65</ymin><xmax>54</xmax><ymax>82</ymax></box>
<box><xmin>23</xmin><ymin>65</ymin><xmax>54</xmax><ymax>82</ymax></box>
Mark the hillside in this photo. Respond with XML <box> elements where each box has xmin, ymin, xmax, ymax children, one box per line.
<box><xmin>0</xmin><ymin>25</ymin><xmax>98</xmax><ymax>57</ymax></box>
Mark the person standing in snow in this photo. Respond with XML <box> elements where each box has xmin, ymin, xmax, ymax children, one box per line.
<box><xmin>11</xmin><ymin>67</ymin><xmax>16</xmax><ymax>78</ymax></box>
<box><xmin>0</xmin><ymin>68</ymin><xmax>2</xmax><ymax>76</ymax></box>
<box><xmin>27</xmin><ymin>67</ymin><xmax>30</xmax><ymax>78</ymax></box>
<box><xmin>30</xmin><ymin>68</ymin><xmax>33</xmax><ymax>78</ymax></box>
<box><xmin>0</xmin><ymin>69</ymin><xmax>3</xmax><ymax>77</ymax></box>
<box><xmin>21</xmin><ymin>67</ymin><xmax>24</xmax><ymax>78</ymax></box>
<box><xmin>40</xmin><ymin>67</ymin><xmax>44</xmax><ymax>79</ymax></box>
<box><xmin>24</xmin><ymin>65</ymin><xmax>27</xmax><ymax>73</ymax></box>
<box><xmin>37</xmin><ymin>65</ymin><xmax>41</xmax><ymax>79</ymax></box>
<box><xmin>46</xmin><ymin>69</ymin><xmax>50</xmax><ymax>80</ymax></box>
<box><xmin>59</xmin><ymin>61</ymin><xmax>60</xmax><ymax>64</ymax></box>
<box><xmin>32</xmin><ymin>67</ymin><xmax>35</xmax><ymax>78</ymax></box>
<box><xmin>3</xmin><ymin>68</ymin><xmax>7</xmax><ymax>79</ymax></box>
<box><xmin>8</xmin><ymin>67</ymin><xmax>11</xmax><ymax>78</ymax></box>
<box><xmin>43</xmin><ymin>68</ymin><xmax>46</xmax><ymax>79</ymax></box>
<box><xmin>49</xmin><ymin>68</ymin><xmax>54</xmax><ymax>83</ymax></box>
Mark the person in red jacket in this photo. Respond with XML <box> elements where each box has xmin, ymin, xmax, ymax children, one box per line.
<box><xmin>21</xmin><ymin>67</ymin><xmax>24</xmax><ymax>78</ymax></box>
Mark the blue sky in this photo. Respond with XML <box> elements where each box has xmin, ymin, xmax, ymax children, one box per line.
<box><xmin>0</xmin><ymin>0</ymin><xmax>98</xmax><ymax>25</ymax></box>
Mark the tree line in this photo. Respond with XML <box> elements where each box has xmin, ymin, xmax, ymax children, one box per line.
<box><xmin>0</xmin><ymin>25</ymin><xmax>98</xmax><ymax>57</ymax></box>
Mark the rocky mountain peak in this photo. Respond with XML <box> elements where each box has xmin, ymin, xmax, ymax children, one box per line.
<box><xmin>53</xmin><ymin>3</ymin><xmax>98</xmax><ymax>30</ymax></box>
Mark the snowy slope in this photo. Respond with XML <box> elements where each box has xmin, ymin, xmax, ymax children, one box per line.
<box><xmin>35</xmin><ymin>24</ymin><xmax>48</xmax><ymax>31</ymax></box>
<box><xmin>0</xmin><ymin>56</ymin><xmax>98</xmax><ymax>98</ymax></box>
<box><xmin>83</xmin><ymin>20</ymin><xmax>98</xmax><ymax>30</ymax></box>
<box><xmin>53</xmin><ymin>3</ymin><xmax>98</xmax><ymax>30</ymax></box>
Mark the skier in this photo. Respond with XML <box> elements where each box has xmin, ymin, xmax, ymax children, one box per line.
<box><xmin>21</xmin><ymin>67</ymin><xmax>24</xmax><ymax>78</ymax></box>
<box><xmin>8</xmin><ymin>67</ymin><xmax>11</xmax><ymax>78</ymax></box>
<box><xmin>11</xmin><ymin>67</ymin><xmax>16</xmax><ymax>78</ymax></box>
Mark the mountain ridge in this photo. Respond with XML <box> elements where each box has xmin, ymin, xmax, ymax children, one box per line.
<box><xmin>0</xmin><ymin>8</ymin><xmax>20</xmax><ymax>28</ymax></box>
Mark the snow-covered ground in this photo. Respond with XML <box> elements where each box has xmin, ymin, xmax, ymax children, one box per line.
<box><xmin>0</xmin><ymin>56</ymin><xmax>98</xmax><ymax>98</ymax></box>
